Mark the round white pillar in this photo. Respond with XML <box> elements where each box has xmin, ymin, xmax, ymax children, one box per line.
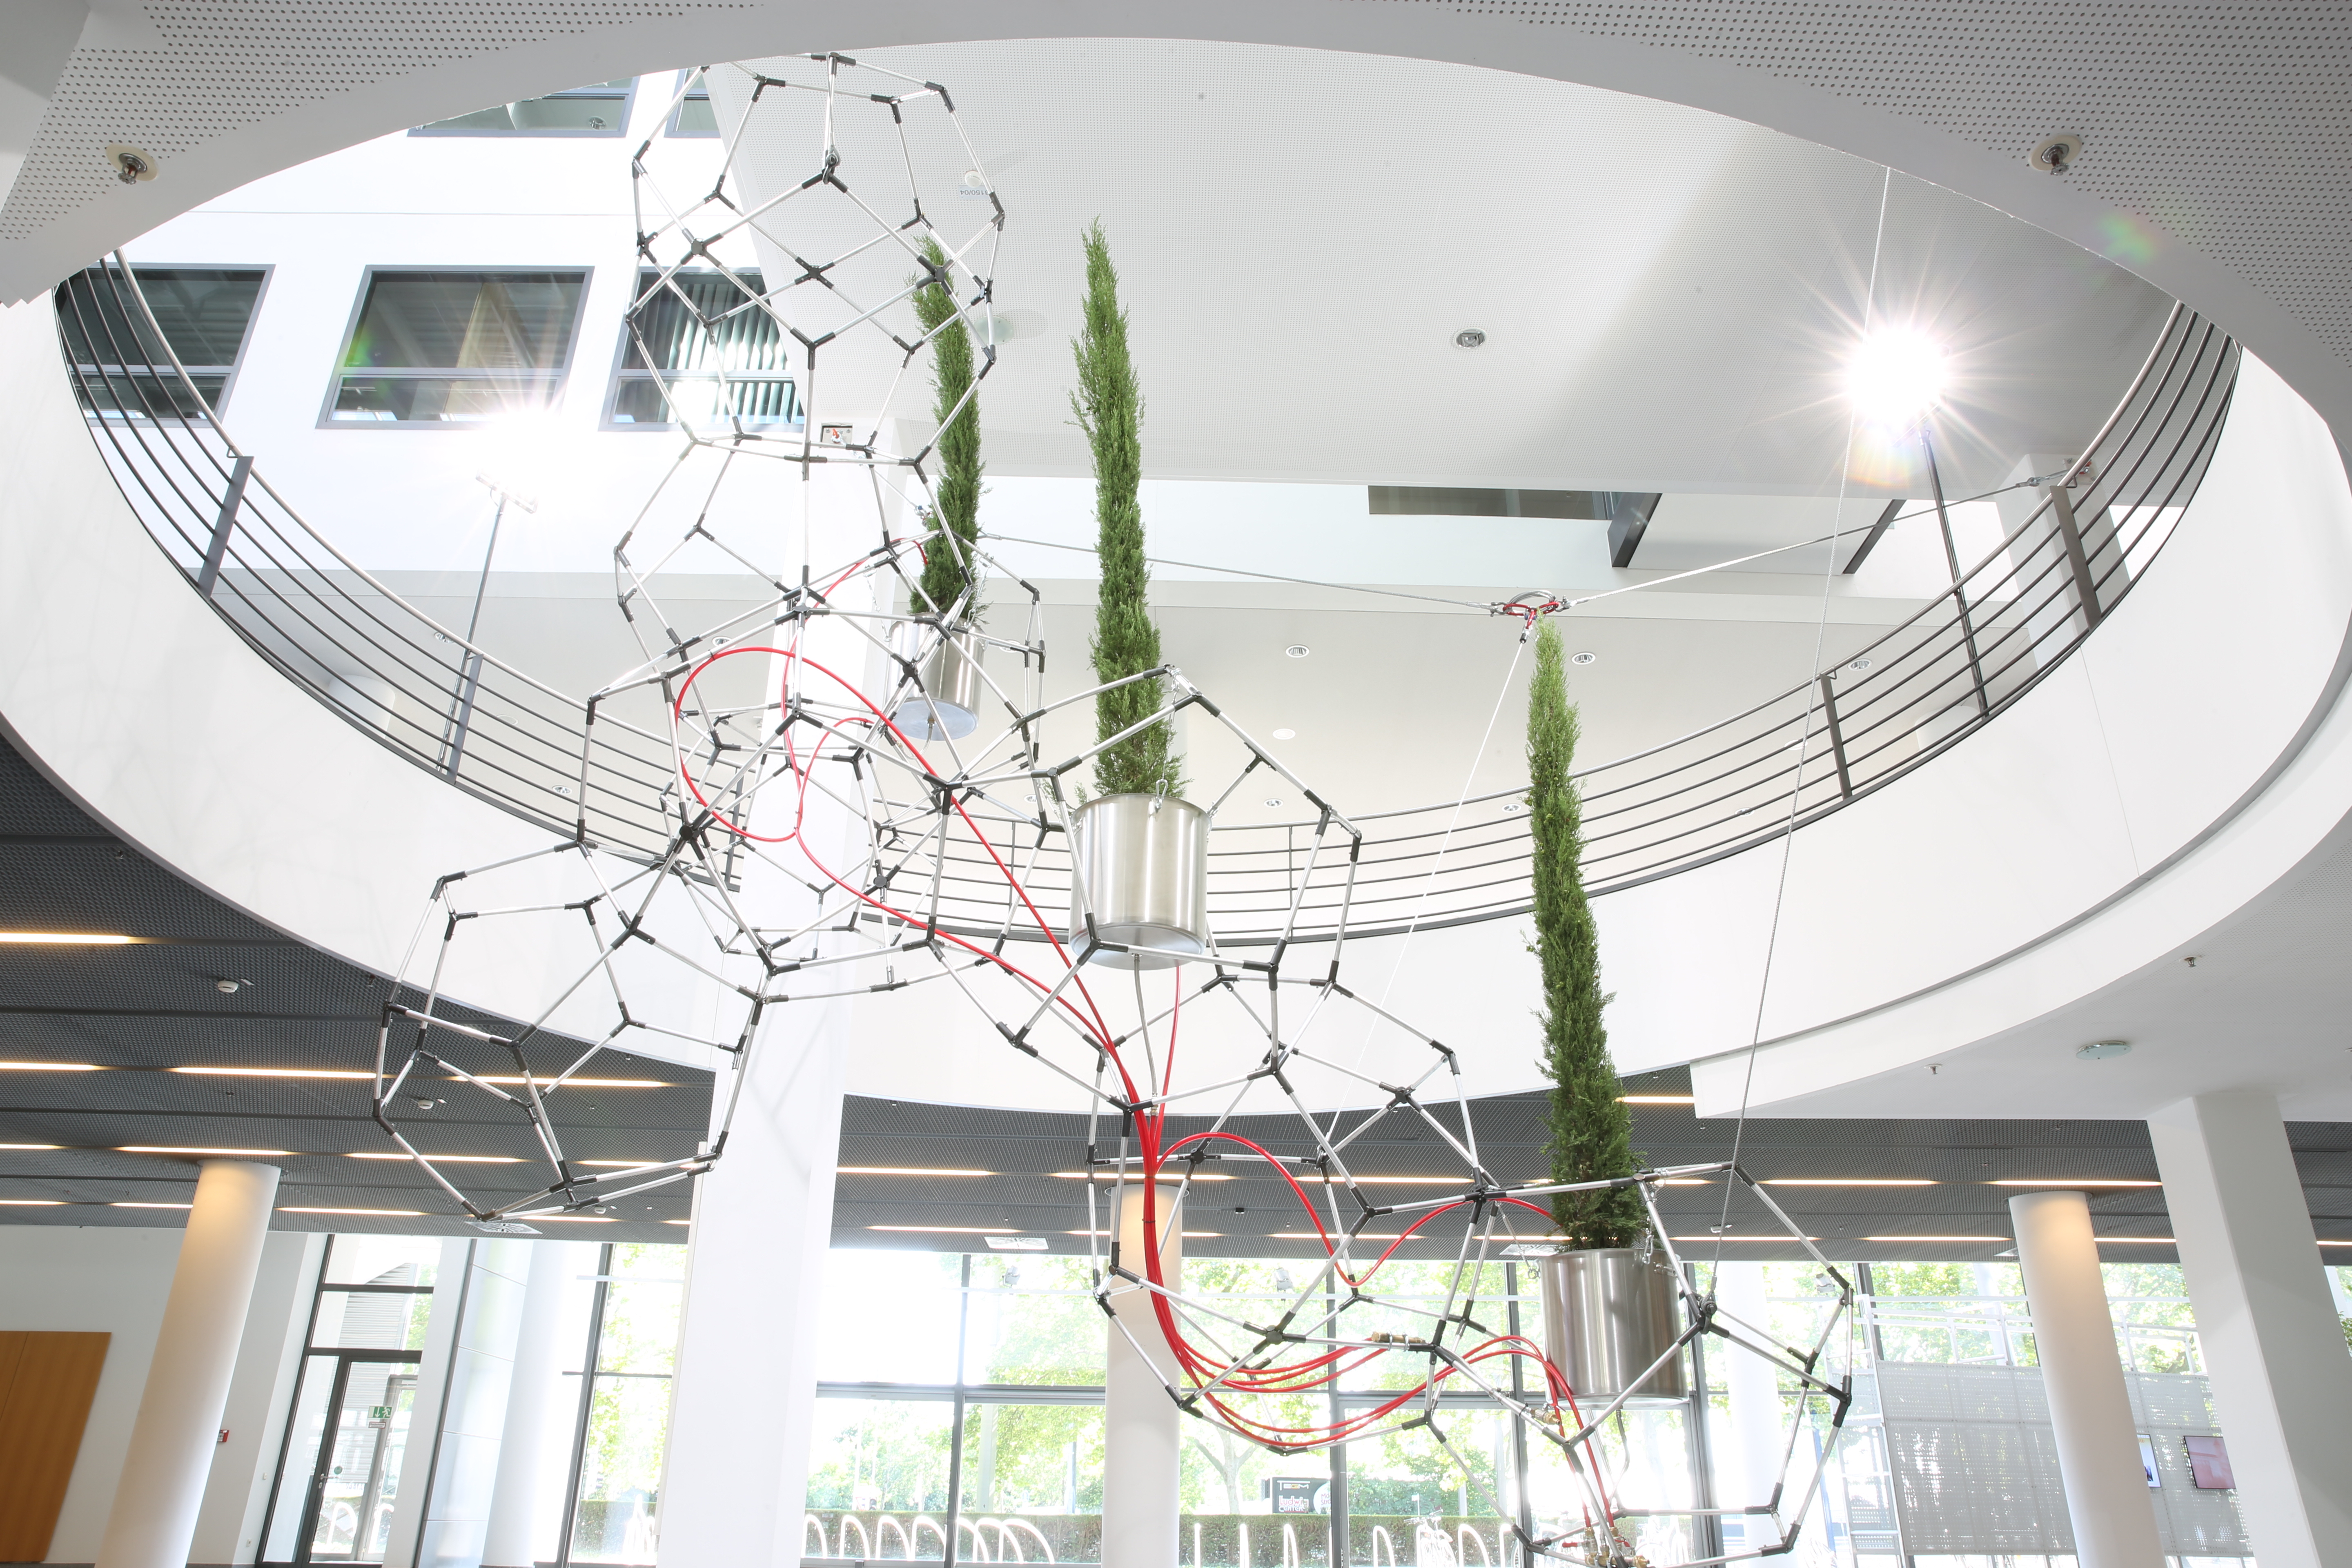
<box><xmin>1103</xmin><ymin>1183</ymin><xmax>1184</xmax><ymax>1568</ymax></box>
<box><xmin>1713</xmin><ymin>1262</ymin><xmax>1784</xmax><ymax>1543</ymax></box>
<box><xmin>96</xmin><ymin>1157</ymin><xmax>281</xmax><ymax>1568</ymax></box>
<box><xmin>483</xmin><ymin>1239</ymin><xmax>588</xmax><ymax>1568</ymax></box>
<box><xmin>2008</xmin><ymin>1189</ymin><xmax>2163</xmax><ymax>1568</ymax></box>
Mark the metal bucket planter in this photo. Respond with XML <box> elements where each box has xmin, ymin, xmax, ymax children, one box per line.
<box><xmin>1539</xmin><ymin>1247</ymin><xmax>1687</xmax><ymax>1402</ymax></box>
<box><xmin>1068</xmin><ymin>793</ymin><xmax>1210</xmax><ymax>968</ymax></box>
<box><xmin>890</xmin><ymin>624</ymin><xmax>985</xmax><ymax>741</ymax></box>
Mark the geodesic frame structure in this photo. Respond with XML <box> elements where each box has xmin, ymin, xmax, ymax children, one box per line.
<box><xmin>370</xmin><ymin>56</ymin><xmax>1860</xmax><ymax>1568</ymax></box>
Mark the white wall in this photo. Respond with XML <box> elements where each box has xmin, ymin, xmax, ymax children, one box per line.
<box><xmin>0</xmin><ymin>1225</ymin><xmax>316</xmax><ymax>1566</ymax></box>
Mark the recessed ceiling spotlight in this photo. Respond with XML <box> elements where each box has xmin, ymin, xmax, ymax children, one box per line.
<box><xmin>215</xmin><ymin>979</ymin><xmax>241</xmax><ymax>995</ymax></box>
<box><xmin>1271</xmin><ymin>728</ymin><xmax>1296</xmax><ymax>741</ymax></box>
<box><xmin>1502</xmin><ymin>802</ymin><xmax>1522</xmax><ymax>813</ymax></box>
<box><xmin>1571</xmin><ymin>651</ymin><xmax>1598</xmax><ymax>666</ymax></box>
<box><xmin>1284</xmin><ymin>645</ymin><xmax>1310</xmax><ymax>659</ymax></box>
<box><xmin>1454</xmin><ymin>329</ymin><xmax>1487</xmax><ymax>350</ymax></box>
<box><xmin>1849</xmin><ymin>657</ymin><xmax>1873</xmax><ymax>671</ymax></box>
<box><xmin>1264</xmin><ymin>799</ymin><xmax>1283</xmax><ymax>808</ymax></box>
<box><xmin>2076</xmin><ymin>1039</ymin><xmax>2132</xmax><ymax>1060</ymax></box>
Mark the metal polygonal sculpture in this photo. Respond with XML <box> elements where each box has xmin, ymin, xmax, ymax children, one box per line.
<box><xmin>374</xmin><ymin>59</ymin><xmax>1860</xmax><ymax>1568</ymax></box>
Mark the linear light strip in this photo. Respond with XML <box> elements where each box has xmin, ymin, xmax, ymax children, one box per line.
<box><xmin>346</xmin><ymin>1152</ymin><xmax>522</xmax><ymax>1164</ymax></box>
<box><xmin>1989</xmin><ymin>1178</ymin><xmax>2160</xmax><ymax>1187</ymax></box>
<box><xmin>174</xmin><ymin>1066</ymin><xmax>372</xmax><ymax>1080</ymax></box>
<box><xmin>120</xmin><ymin>1145</ymin><xmax>293</xmax><ymax>1157</ymax></box>
<box><xmin>0</xmin><ymin>932</ymin><xmax>137</xmax><ymax>944</ymax></box>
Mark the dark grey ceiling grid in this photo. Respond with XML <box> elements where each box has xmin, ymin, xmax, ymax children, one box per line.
<box><xmin>0</xmin><ymin>728</ymin><xmax>2345</xmax><ymax>1260</ymax></box>
<box><xmin>0</xmin><ymin>733</ymin><xmax>709</xmax><ymax>1240</ymax></box>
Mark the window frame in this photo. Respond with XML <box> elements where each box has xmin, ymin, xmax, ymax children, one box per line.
<box><xmin>408</xmin><ymin>78</ymin><xmax>641</xmax><ymax>139</ymax></box>
<box><xmin>601</xmin><ymin>266</ymin><xmax>802</xmax><ymax>433</ymax></box>
<box><xmin>56</xmin><ymin>262</ymin><xmax>275</xmax><ymax>421</ymax></box>
<box><xmin>663</xmin><ymin>69</ymin><xmax>719</xmax><ymax>139</ymax></box>
<box><xmin>318</xmin><ymin>264</ymin><xmax>595</xmax><ymax>431</ymax></box>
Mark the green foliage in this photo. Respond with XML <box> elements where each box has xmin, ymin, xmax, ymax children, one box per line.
<box><xmin>1070</xmin><ymin>221</ymin><xmax>1182</xmax><ymax>798</ymax></box>
<box><xmin>1531</xmin><ymin>619</ymin><xmax>1645</xmax><ymax>1247</ymax></box>
<box><xmin>576</xmin><ymin>1245</ymin><xmax>684</xmax><ymax>1523</ymax></box>
<box><xmin>911</xmin><ymin>238</ymin><xmax>983</xmax><ymax>622</ymax></box>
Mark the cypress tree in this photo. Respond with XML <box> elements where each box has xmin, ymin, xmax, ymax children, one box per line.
<box><xmin>1532</xmin><ymin>618</ymin><xmax>1646</xmax><ymax>1247</ymax></box>
<box><xmin>911</xmin><ymin>237</ymin><xmax>982</xmax><ymax>621</ymax></box>
<box><xmin>1070</xmin><ymin>220</ymin><xmax>1182</xmax><ymax>798</ymax></box>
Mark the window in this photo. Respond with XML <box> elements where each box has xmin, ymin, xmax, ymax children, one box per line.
<box><xmin>328</xmin><ymin>269</ymin><xmax>588</xmax><ymax>425</ymax></box>
<box><xmin>54</xmin><ymin>264</ymin><xmax>267</xmax><ymax>419</ymax></box>
<box><xmin>414</xmin><ymin>79</ymin><xmax>637</xmax><ymax>136</ymax></box>
<box><xmin>666</xmin><ymin>70</ymin><xmax>717</xmax><ymax>138</ymax></box>
<box><xmin>608</xmin><ymin>269</ymin><xmax>801</xmax><ymax>430</ymax></box>
<box><xmin>256</xmin><ymin>1237</ymin><xmax>441</xmax><ymax>1567</ymax></box>
<box><xmin>560</xmin><ymin>1243</ymin><xmax>685</xmax><ymax>1566</ymax></box>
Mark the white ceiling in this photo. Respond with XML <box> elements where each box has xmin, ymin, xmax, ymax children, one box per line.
<box><xmin>709</xmin><ymin>40</ymin><xmax>2173</xmax><ymax>499</ymax></box>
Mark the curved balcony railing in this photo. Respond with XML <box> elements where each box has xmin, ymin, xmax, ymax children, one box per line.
<box><xmin>56</xmin><ymin>256</ymin><xmax>2236</xmax><ymax>943</ymax></box>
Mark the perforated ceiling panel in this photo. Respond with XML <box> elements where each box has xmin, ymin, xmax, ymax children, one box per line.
<box><xmin>0</xmin><ymin>0</ymin><xmax>751</xmax><ymax>242</ymax></box>
<box><xmin>1414</xmin><ymin>0</ymin><xmax>2352</xmax><ymax>363</ymax></box>
<box><xmin>12</xmin><ymin>0</ymin><xmax>2352</xmax><ymax>436</ymax></box>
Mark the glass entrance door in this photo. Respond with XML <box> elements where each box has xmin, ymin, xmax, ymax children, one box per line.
<box><xmin>305</xmin><ymin>1362</ymin><xmax>416</xmax><ymax>1561</ymax></box>
<box><xmin>287</xmin><ymin>1358</ymin><xmax>416</xmax><ymax>1563</ymax></box>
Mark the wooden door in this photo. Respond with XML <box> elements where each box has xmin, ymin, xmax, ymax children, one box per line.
<box><xmin>0</xmin><ymin>1330</ymin><xmax>112</xmax><ymax>1560</ymax></box>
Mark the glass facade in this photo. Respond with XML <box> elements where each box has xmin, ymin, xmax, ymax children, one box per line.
<box><xmin>239</xmin><ymin>1242</ymin><xmax>2263</xmax><ymax>1568</ymax></box>
<box><xmin>329</xmin><ymin>270</ymin><xmax>588</xmax><ymax>424</ymax></box>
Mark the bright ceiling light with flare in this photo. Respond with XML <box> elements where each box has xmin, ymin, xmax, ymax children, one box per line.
<box><xmin>1845</xmin><ymin>326</ymin><xmax>1949</xmax><ymax>427</ymax></box>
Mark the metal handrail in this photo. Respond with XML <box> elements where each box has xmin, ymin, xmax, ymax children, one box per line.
<box><xmin>56</xmin><ymin>265</ymin><xmax>2236</xmax><ymax>940</ymax></box>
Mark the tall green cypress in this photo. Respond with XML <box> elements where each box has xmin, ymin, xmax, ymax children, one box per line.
<box><xmin>1070</xmin><ymin>221</ymin><xmax>1182</xmax><ymax>798</ymax></box>
<box><xmin>1532</xmin><ymin>618</ymin><xmax>1646</xmax><ymax>1247</ymax></box>
<box><xmin>911</xmin><ymin>238</ymin><xmax>982</xmax><ymax>621</ymax></box>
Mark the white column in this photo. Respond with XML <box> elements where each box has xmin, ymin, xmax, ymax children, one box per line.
<box><xmin>95</xmin><ymin>1157</ymin><xmax>282</xmax><ymax>1568</ymax></box>
<box><xmin>483</xmin><ymin>1241</ymin><xmax>590</xmax><ymax>1568</ymax></box>
<box><xmin>1711</xmin><ymin>1262</ymin><xmax>1784</xmax><ymax>1548</ymax></box>
<box><xmin>654</xmin><ymin>450</ymin><xmax>870</xmax><ymax>1568</ymax></box>
<box><xmin>2007</xmin><ymin>1189</ymin><xmax>2163</xmax><ymax>1568</ymax></box>
<box><xmin>1104</xmin><ymin>1182</ymin><xmax>1185</xmax><ymax>1568</ymax></box>
<box><xmin>655</xmin><ymin>1009</ymin><xmax>850</xmax><ymax>1568</ymax></box>
<box><xmin>386</xmin><ymin>1238</ymin><xmax>533</xmax><ymax>1568</ymax></box>
<box><xmin>2147</xmin><ymin>1090</ymin><xmax>2352</xmax><ymax>1568</ymax></box>
<box><xmin>191</xmin><ymin>1230</ymin><xmax>326</xmax><ymax>1568</ymax></box>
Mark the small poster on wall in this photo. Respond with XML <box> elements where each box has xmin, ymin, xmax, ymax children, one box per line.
<box><xmin>2185</xmin><ymin>1434</ymin><xmax>2236</xmax><ymax>1490</ymax></box>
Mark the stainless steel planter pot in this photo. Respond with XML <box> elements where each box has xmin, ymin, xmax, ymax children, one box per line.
<box><xmin>1539</xmin><ymin>1247</ymin><xmax>1687</xmax><ymax>1402</ymax></box>
<box><xmin>890</xmin><ymin>624</ymin><xmax>985</xmax><ymax>741</ymax></box>
<box><xmin>1068</xmin><ymin>793</ymin><xmax>1210</xmax><ymax>968</ymax></box>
